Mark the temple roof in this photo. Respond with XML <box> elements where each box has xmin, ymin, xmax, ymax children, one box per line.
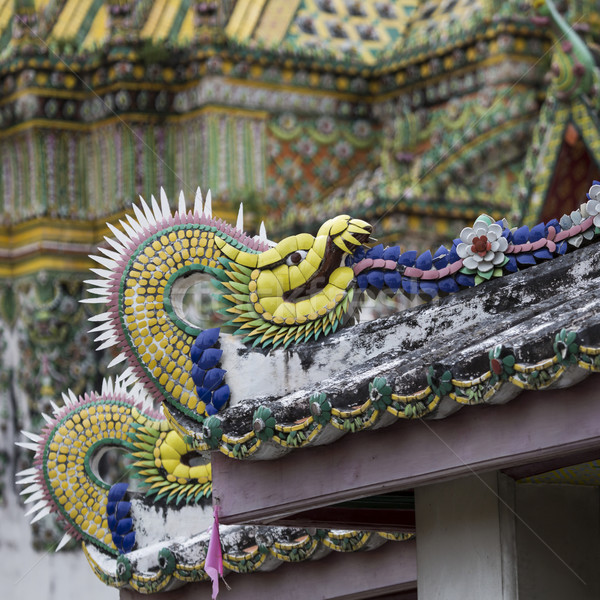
<box><xmin>0</xmin><ymin>0</ymin><xmax>204</xmax><ymax>53</ymax></box>
<box><xmin>228</xmin><ymin>0</ymin><xmax>420</xmax><ymax>65</ymax></box>
<box><xmin>2</xmin><ymin>0</ymin><xmax>595</xmax><ymax>68</ymax></box>
<box><xmin>191</xmin><ymin>231</ymin><xmax>600</xmax><ymax>460</ymax></box>
<box><xmin>6</xmin><ymin>4</ymin><xmax>600</xmax><ymax>594</ymax></box>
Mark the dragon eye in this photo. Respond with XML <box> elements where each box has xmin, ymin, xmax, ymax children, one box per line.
<box><xmin>285</xmin><ymin>250</ymin><xmax>307</xmax><ymax>266</ymax></box>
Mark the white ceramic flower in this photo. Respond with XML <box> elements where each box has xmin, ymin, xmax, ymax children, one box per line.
<box><xmin>585</xmin><ymin>182</ymin><xmax>600</xmax><ymax>227</ymax></box>
<box><xmin>456</xmin><ymin>215</ymin><xmax>508</xmax><ymax>273</ymax></box>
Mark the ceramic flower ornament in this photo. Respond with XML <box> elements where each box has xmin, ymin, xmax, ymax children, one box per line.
<box><xmin>456</xmin><ymin>215</ymin><xmax>508</xmax><ymax>277</ymax></box>
<box><xmin>585</xmin><ymin>181</ymin><xmax>600</xmax><ymax>227</ymax></box>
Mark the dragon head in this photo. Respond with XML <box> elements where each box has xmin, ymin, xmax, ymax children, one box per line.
<box><xmin>215</xmin><ymin>215</ymin><xmax>372</xmax><ymax>347</ymax></box>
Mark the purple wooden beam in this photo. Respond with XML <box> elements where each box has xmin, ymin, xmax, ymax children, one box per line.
<box><xmin>120</xmin><ymin>539</ymin><xmax>416</xmax><ymax>600</ymax></box>
<box><xmin>212</xmin><ymin>374</ymin><xmax>600</xmax><ymax>525</ymax></box>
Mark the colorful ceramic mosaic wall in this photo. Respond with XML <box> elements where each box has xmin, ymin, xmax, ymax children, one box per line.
<box><xmin>290</xmin><ymin>86</ymin><xmax>542</xmax><ymax>241</ymax></box>
<box><xmin>265</xmin><ymin>113</ymin><xmax>379</xmax><ymax>227</ymax></box>
<box><xmin>0</xmin><ymin>0</ymin><xmax>596</xmax><ymax>241</ymax></box>
<box><xmin>0</xmin><ymin>115</ymin><xmax>266</xmax><ymax>226</ymax></box>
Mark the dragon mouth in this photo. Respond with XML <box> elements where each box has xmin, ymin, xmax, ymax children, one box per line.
<box><xmin>217</xmin><ymin>215</ymin><xmax>373</xmax><ymax>346</ymax></box>
<box><xmin>283</xmin><ymin>229</ymin><xmax>371</xmax><ymax>302</ymax></box>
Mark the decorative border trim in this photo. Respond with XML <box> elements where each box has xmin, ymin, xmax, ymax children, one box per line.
<box><xmin>83</xmin><ymin>526</ymin><xmax>414</xmax><ymax>593</ymax></box>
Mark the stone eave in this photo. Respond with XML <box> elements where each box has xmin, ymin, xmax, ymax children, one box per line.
<box><xmin>84</xmin><ymin>522</ymin><xmax>413</xmax><ymax>594</ymax></box>
<box><xmin>186</xmin><ymin>239</ymin><xmax>600</xmax><ymax>460</ymax></box>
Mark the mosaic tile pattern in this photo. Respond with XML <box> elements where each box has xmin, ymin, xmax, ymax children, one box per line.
<box><xmin>284</xmin><ymin>0</ymin><xmax>419</xmax><ymax>64</ymax></box>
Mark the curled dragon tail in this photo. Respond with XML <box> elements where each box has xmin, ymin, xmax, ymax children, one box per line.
<box><xmin>16</xmin><ymin>372</ymin><xmax>212</xmax><ymax>556</ymax></box>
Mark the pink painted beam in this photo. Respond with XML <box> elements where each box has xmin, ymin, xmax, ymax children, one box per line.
<box><xmin>120</xmin><ymin>539</ymin><xmax>417</xmax><ymax>600</ymax></box>
<box><xmin>212</xmin><ymin>375</ymin><xmax>600</xmax><ymax>525</ymax></box>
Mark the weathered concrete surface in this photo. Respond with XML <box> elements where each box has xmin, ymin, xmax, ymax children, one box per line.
<box><xmin>0</xmin><ymin>502</ymin><xmax>117</xmax><ymax>600</ymax></box>
<box><xmin>119</xmin><ymin>537</ymin><xmax>416</xmax><ymax>600</ymax></box>
<box><xmin>212</xmin><ymin>374</ymin><xmax>600</xmax><ymax>524</ymax></box>
<box><xmin>415</xmin><ymin>473</ymin><xmax>517</xmax><ymax>600</ymax></box>
<box><xmin>516</xmin><ymin>483</ymin><xmax>600</xmax><ymax>599</ymax></box>
<box><xmin>205</xmin><ymin>239</ymin><xmax>600</xmax><ymax>451</ymax></box>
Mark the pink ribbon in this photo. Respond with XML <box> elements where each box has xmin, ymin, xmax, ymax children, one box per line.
<box><xmin>205</xmin><ymin>505</ymin><xmax>223</xmax><ymax>599</ymax></box>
